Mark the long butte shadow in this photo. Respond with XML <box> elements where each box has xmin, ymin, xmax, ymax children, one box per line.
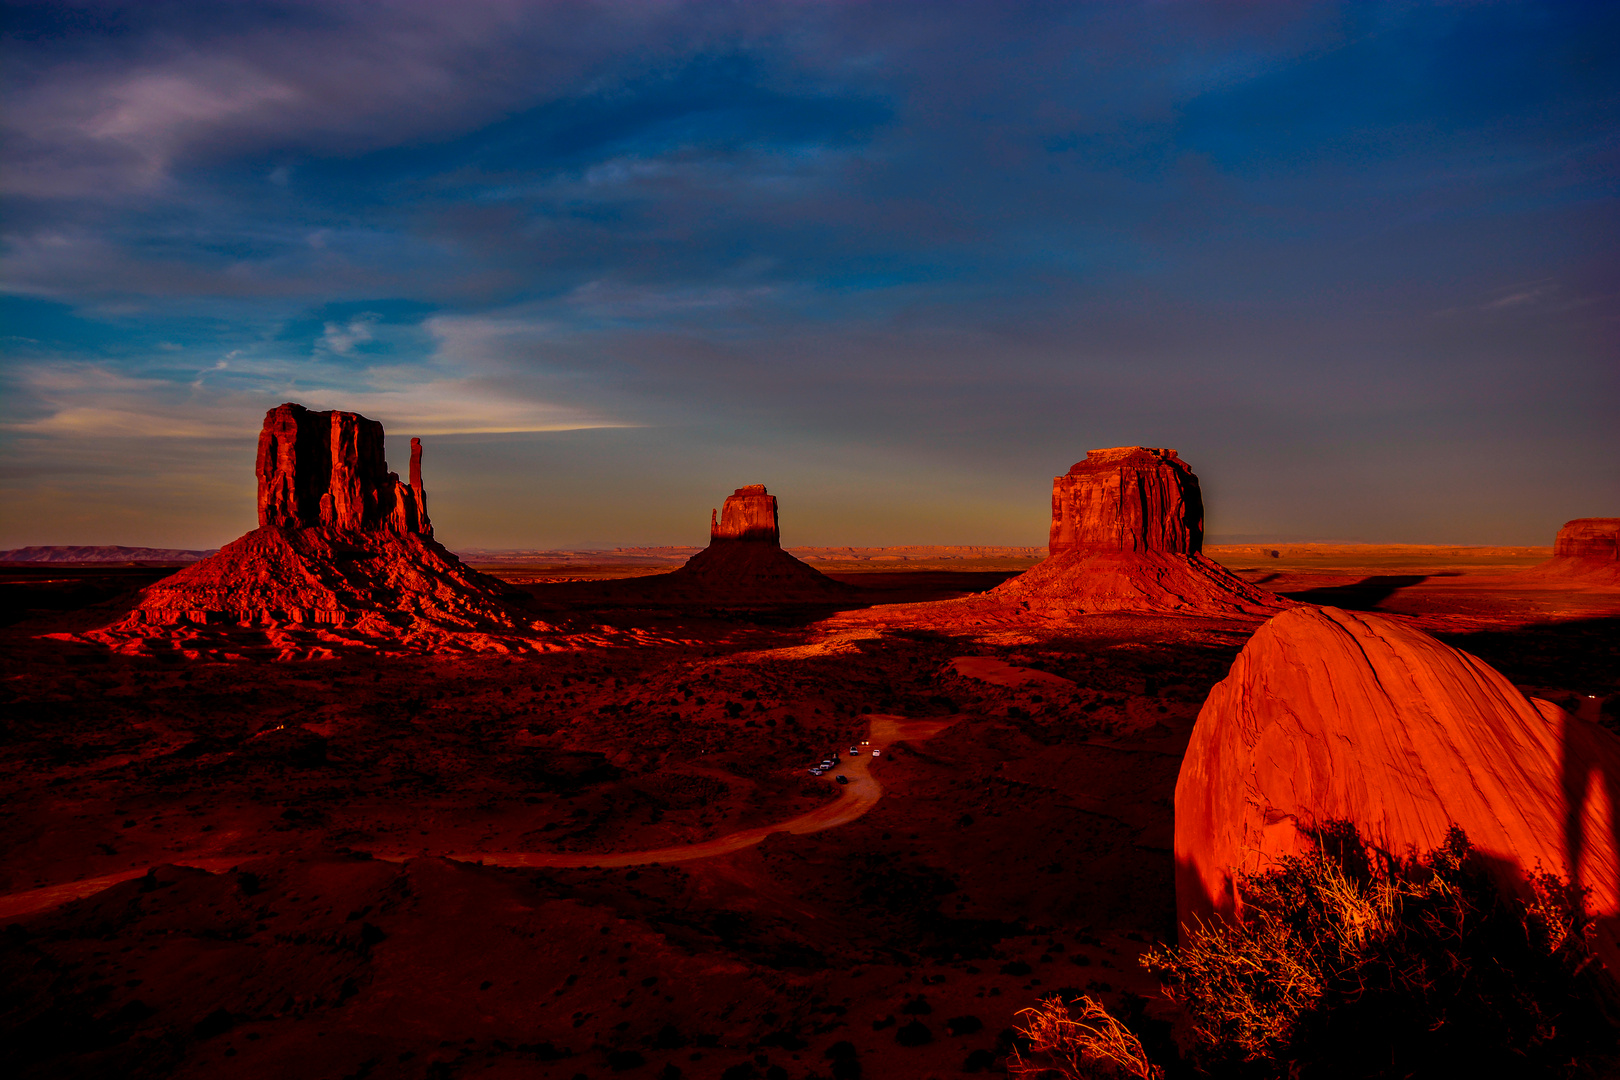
<box><xmin>1282</xmin><ymin>574</ymin><xmax>1433</xmax><ymax>610</ymax></box>
<box><xmin>1447</xmin><ymin>616</ymin><xmax>1620</xmax><ymax>966</ymax></box>
<box><xmin>1560</xmin><ymin>708</ymin><xmax>1620</xmax><ymax>967</ymax></box>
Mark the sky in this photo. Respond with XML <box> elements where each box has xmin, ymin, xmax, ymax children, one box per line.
<box><xmin>2</xmin><ymin>0</ymin><xmax>1616</xmax><ymax>551</ymax></box>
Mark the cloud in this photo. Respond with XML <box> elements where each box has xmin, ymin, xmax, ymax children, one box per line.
<box><xmin>1483</xmin><ymin>281</ymin><xmax>1558</xmax><ymax>309</ymax></box>
<box><xmin>319</xmin><ymin>314</ymin><xmax>378</xmax><ymax>356</ymax></box>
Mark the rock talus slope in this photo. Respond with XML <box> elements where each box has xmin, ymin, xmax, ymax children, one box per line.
<box><xmin>68</xmin><ymin>404</ymin><xmax>557</xmax><ymax>659</ymax></box>
<box><xmin>1176</xmin><ymin>604</ymin><xmax>1620</xmax><ymax>970</ymax></box>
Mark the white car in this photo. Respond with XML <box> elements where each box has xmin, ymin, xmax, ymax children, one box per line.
<box><xmin>871</xmin><ymin>750</ymin><xmax>881</xmax><ymax>758</ymax></box>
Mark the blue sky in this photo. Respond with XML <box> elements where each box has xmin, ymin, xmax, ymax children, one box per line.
<box><xmin>2</xmin><ymin>0</ymin><xmax>1615</xmax><ymax>549</ymax></box>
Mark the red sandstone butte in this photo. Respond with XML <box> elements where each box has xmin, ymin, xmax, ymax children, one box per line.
<box><xmin>1048</xmin><ymin>446</ymin><xmax>1202</xmax><ymax>554</ymax></box>
<box><xmin>1521</xmin><ymin>517</ymin><xmax>1620</xmax><ymax>588</ymax></box>
<box><xmin>1176</xmin><ymin>604</ymin><xmax>1620</xmax><ymax>971</ymax></box>
<box><xmin>986</xmin><ymin>447</ymin><xmax>1284</xmax><ymax>616</ymax></box>
<box><xmin>710</xmin><ymin>484</ymin><xmax>781</xmax><ymax>543</ymax></box>
<box><xmin>257</xmin><ymin>403</ymin><xmax>429</xmax><ymax>535</ymax></box>
<box><xmin>642</xmin><ymin>484</ymin><xmax>852</xmax><ymax>603</ymax></box>
<box><xmin>77</xmin><ymin>404</ymin><xmax>541</xmax><ymax>659</ymax></box>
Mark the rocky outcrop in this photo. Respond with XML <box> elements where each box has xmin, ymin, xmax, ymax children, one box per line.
<box><xmin>1521</xmin><ymin>518</ymin><xmax>1620</xmax><ymax>588</ymax></box>
<box><xmin>257</xmin><ymin>403</ymin><xmax>429</xmax><ymax>535</ymax></box>
<box><xmin>710</xmin><ymin>484</ymin><xmax>780</xmax><ymax>543</ymax></box>
<box><xmin>1176</xmin><ymin>605</ymin><xmax>1620</xmax><ymax>971</ymax></box>
<box><xmin>68</xmin><ymin>404</ymin><xmax>555</xmax><ymax>659</ymax></box>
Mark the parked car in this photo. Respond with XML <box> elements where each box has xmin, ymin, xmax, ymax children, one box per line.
<box><xmin>871</xmin><ymin>750</ymin><xmax>881</xmax><ymax>758</ymax></box>
<box><xmin>848</xmin><ymin>746</ymin><xmax>860</xmax><ymax>755</ymax></box>
<box><xmin>836</xmin><ymin>775</ymin><xmax>849</xmax><ymax>785</ymax></box>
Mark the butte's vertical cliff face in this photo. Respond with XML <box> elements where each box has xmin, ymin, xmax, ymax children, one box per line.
<box><xmin>1048</xmin><ymin>447</ymin><xmax>1203</xmax><ymax>555</ymax></box>
<box><xmin>710</xmin><ymin>484</ymin><xmax>781</xmax><ymax>544</ymax></box>
<box><xmin>256</xmin><ymin>403</ymin><xmax>430</xmax><ymax>535</ymax></box>
<box><xmin>74</xmin><ymin>403</ymin><xmax>540</xmax><ymax>659</ymax></box>
<box><xmin>1176</xmin><ymin>604</ymin><xmax>1620</xmax><ymax>971</ymax></box>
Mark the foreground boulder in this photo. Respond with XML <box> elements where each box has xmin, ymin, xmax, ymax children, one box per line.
<box><xmin>1176</xmin><ymin>604</ymin><xmax>1620</xmax><ymax>971</ymax></box>
<box><xmin>70</xmin><ymin>404</ymin><xmax>555</xmax><ymax>659</ymax></box>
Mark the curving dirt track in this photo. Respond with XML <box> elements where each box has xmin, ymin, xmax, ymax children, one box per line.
<box><xmin>0</xmin><ymin>714</ymin><xmax>951</xmax><ymax>920</ymax></box>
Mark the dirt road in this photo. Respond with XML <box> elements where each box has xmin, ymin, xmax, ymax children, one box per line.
<box><xmin>0</xmin><ymin>714</ymin><xmax>952</xmax><ymax>920</ymax></box>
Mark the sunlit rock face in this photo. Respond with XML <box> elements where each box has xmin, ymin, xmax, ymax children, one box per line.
<box><xmin>710</xmin><ymin>484</ymin><xmax>780</xmax><ymax>544</ymax></box>
<box><xmin>1176</xmin><ymin>604</ymin><xmax>1620</xmax><ymax>971</ymax></box>
<box><xmin>1555</xmin><ymin>518</ymin><xmax>1620</xmax><ymax>560</ymax></box>
<box><xmin>1519</xmin><ymin>517</ymin><xmax>1620</xmax><ymax>588</ymax></box>
<box><xmin>73</xmin><ymin>404</ymin><xmax>544</xmax><ymax>659</ymax></box>
<box><xmin>257</xmin><ymin>403</ymin><xmax>430</xmax><ymax>535</ymax></box>
<box><xmin>1048</xmin><ymin>447</ymin><xmax>1203</xmax><ymax>555</ymax></box>
<box><xmin>985</xmin><ymin>447</ymin><xmax>1282</xmax><ymax>616</ymax></box>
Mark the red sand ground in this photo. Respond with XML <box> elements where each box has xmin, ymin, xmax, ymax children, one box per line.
<box><xmin>1</xmin><ymin>549</ymin><xmax>1617</xmax><ymax>1079</ymax></box>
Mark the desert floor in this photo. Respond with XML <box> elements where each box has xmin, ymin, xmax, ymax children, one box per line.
<box><xmin>1</xmin><ymin>548</ymin><xmax>1616</xmax><ymax>1080</ymax></box>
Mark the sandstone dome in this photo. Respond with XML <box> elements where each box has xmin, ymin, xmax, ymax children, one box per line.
<box><xmin>1176</xmin><ymin>604</ymin><xmax>1620</xmax><ymax>971</ymax></box>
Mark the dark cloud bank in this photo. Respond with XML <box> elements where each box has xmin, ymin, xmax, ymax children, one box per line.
<box><xmin>2</xmin><ymin>0</ymin><xmax>1616</xmax><ymax>548</ymax></box>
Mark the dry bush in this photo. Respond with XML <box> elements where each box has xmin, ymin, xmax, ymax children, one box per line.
<box><xmin>1008</xmin><ymin>993</ymin><xmax>1163</xmax><ymax>1080</ymax></box>
<box><xmin>1142</xmin><ymin>823</ymin><xmax>1616</xmax><ymax>1078</ymax></box>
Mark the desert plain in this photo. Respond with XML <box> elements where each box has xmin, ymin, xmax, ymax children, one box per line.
<box><xmin>2</xmin><ymin>526</ymin><xmax>1616</xmax><ymax>1080</ymax></box>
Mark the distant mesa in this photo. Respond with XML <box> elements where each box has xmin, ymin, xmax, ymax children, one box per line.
<box><xmin>0</xmin><ymin>546</ymin><xmax>216</xmax><ymax>564</ymax></box>
<box><xmin>1520</xmin><ymin>517</ymin><xmax>1620</xmax><ymax>588</ymax></box>
<box><xmin>66</xmin><ymin>403</ymin><xmax>552</xmax><ymax>660</ymax></box>
<box><xmin>1176</xmin><ymin>604</ymin><xmax>1620</xmax><ymax>972</ymax></box>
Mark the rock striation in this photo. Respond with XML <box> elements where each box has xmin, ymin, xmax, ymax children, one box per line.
<box><xmin>1176</xmin><ymin>605</ymin><xmax>1620</xmax><ymax>972</ymax></box>
<box><xmin>1521</xmin><ymin>518</ymin><xmax>1620</xmax><ymax>588</ymax></box>
<box><xmin>71</xmin><ymin>404</ymin><xmax>555</xmax><ymax>659</ymax></box>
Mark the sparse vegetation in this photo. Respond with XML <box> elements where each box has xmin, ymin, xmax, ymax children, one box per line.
<box><xmin>1009</xmin><ymin>993</ymin><xmax>1162</xmax><ymax>1080</ymax></box>
<box><xmin>1020</xmin><ymin>823</ymin><xmax>1616</xmax><ymax>1078</ymax></box>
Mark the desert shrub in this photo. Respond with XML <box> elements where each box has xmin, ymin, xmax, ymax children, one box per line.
<box><xmin>1141</xmin><ymin>823</ymin><xmax>1614</xmax><ymax>1078</ymax></box>
<box><xmin>1008</xmin><ymin>993</ymin><xmax>1162</xmax><ymax>1080</ymax></box>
